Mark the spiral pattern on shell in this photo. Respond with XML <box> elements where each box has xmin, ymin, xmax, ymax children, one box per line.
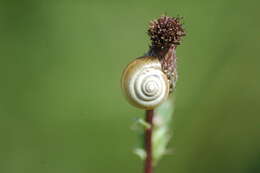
<box><xmin>121</xmin><ymin>56</ymin><xmax>169</xmax><ymax>109</ymax></box>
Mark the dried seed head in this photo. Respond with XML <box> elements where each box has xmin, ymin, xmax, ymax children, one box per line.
<box><xmin>148</xmin><ymin>15</ymin><xmax>186</xmax><ymax>49</ymax></box>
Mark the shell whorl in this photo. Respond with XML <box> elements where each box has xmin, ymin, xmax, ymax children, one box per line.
<box><xmin>121</xmin><ymin>56</ymin><xmax>169</xmax><ymax>110</ymax></box>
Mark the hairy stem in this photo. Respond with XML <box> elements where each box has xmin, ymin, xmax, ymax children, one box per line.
<box><xmin>145</xmin><ymin>110</ymin><xmax>154</xmax><ymax>173</ymax></box>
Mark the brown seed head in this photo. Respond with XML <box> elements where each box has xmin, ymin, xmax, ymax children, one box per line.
<box><xmin>148</xmin><ymin>15</ymin><xmax>186</xmax><ymax>49</ymax></box>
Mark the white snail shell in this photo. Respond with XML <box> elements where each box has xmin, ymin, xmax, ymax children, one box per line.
<box><xmin>121</xmin><ymin>56</ymin><xmax>170</xmax><ymax>110</ymax></box>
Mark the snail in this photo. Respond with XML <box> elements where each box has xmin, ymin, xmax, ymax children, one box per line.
<box><xmin>121</xmin><ymin>15</ymin><xmax>185</xmax><ymax>110</ymax></box>
<box><xmin>121</xmin><ymin>56</ymin><xmax>170</xmax><ymax>110</ymax></box>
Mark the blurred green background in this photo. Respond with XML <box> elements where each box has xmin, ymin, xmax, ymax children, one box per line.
<box><xmin>0</xmin><ymin>0</ymin><xmax>259</xmax><ymax>173</ymax></box>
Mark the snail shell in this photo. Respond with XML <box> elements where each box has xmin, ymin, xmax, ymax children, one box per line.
<box><xmin>121</xmin><ymin>56</ymin><xmax>170</xmax><ymax>110</ymax></box>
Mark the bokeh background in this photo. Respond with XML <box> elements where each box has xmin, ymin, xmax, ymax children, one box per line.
<box><xmin>0</xmin><ymin>0</ymin><xmax>259</xmax><ymax>173</ymax></box>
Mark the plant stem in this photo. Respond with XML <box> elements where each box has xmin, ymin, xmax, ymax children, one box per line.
<box><xmin>145</xmin><ymin>109</ymin><xmax>154</xmax><ymax>173</ymax></box>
